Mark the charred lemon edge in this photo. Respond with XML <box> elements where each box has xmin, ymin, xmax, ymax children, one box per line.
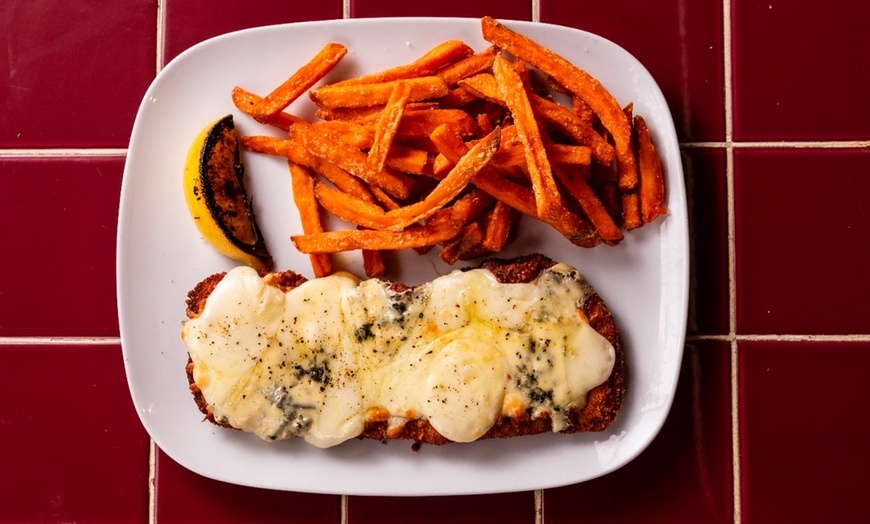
<box><xmin>183</xmin><ymin>115</ymin><xmax>273</xmax><ymax>273</ymax></box>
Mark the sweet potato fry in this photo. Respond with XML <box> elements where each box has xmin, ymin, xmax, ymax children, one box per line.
<box><xmin>292</xmin><ymin>219</ymin><xmax>463</xmax><ymax>253</ymax></box>
<box><xmin>429</xmin><ymin>123</ymin><xmax>536</xmax><ymax>218</ymax></box>
<box><xmin>288</xmin><ymin>162</ymin><xmax>333</xmax><ymax>277</ymax></box>
<box><xmin>553</xmin><ymin>166</ymin><xmax>624</xmax><ymax>245</ymax></box>
<box><xmin>439</xmin><ymin>221</ymin><xmax>486</xmax><ymax>264</ymax></box>
<box><xmin>241</xmin><ymin>135</ymin><xmax>291</xmax><ymax>157</ymax></box>
<box><xmin>573</xmin><ymin>95</ymin><xmax>595</xmax><ymax>126</ymax></box>
<box><xmin>311</xmin><ymin>120</ymin><xmax>375</xmax><ymax>149</ymax></box>
<box><xmin>492</xmin><ymin>54</ymin><xmax>562</xmax><ymax>223</ymax></box>
<box><xmin>313</xmin><ymin>181</ymin><xmax>396</xmax><ymax>230</ymax></box>
<box><xmin>457</xmin><ymin>73</ymin><xmax>503</xmax><ymax>106</ymax></box>
<box><xmin>385</xmin><ymin>127</ymin><xmax>501</xmax><ymax>226</ymax></box>
<box><xmin>481</xmin><ymin>200</ymin><xmax>519</xmax><ymax>252</ymax></box>
<box><xmin>251</xmin><ymin>42</ymin><xmax>347</xmax><ymax>122</ymax></box>
<box><xmin>309</xmin><ymin>76</ymin><xmax>449</xmax><ymax>109</ymax></box>
<box><xmin>368</xmin><ymin>81</ymin><xmax>412</xmax><ymax>171</ymax></box>
<box><xmin>362</xmin><ymin>245</ymin><xmax>387</xmax><ymax>277</ymax></box>
<box><xmin>437</xmin><ymin>46</ymin><xmax>498</xmax><ymax>86</ymax></box>
<box><xmin>441</xmin><ymin>86</ymin><xmax>480</xmax><ymax>108</ymax></box>
<box><xmin>622</xmin><ymin>191</ymin><xmax>642</xmax><ymax>230</ymax></box>
<box><xmin>481</xmin><ymin>17</ymin><xmax>638</xmax><ymax>191</ymax></box>
<box><xmin>430</xmin><ymin>124</ymin><xmax>600</xmax><ymax>247</ymax></box>
<box><xmin>243</xmin><ymin>134</ymin><xmax>379</xmax><ymax>204</ymax></box>
<box><xmin>368</xmin><ymin>185</ymin><xmax>402</xmax><ymax>211</ymax></box>
<box><xmin>232</xmin><ymin>87</ymin><xmax>304</xmax><ymax>131</ymax></box>
<box><xmin>395</xmin><ymin>109</ymin><xmax>479</xmax><ymax>138</ymax></box>
<box><xmin>493</xmin><ymin>141</ymin><xmax>591</xmax><ymax>170</ymax></box>
<box><xmin>634</xmin><ymin>115</ymin><xmax>667</xmax><ymax>223</ymax></box>
<box><xmin>331</xmin><ymin>40</ymin><xmax>474</xmax><ymax>86</ymax></box>
<box><xmin>309</xmin><ymin>127</ymin><xmax>498</xmax><ymax>233</ymax></box>
<box><xmin>529</xmin><ymin>95</ymin><xmax>615</xmax><ymax>166</ymax></box>
<box><xmin>446</xmin><ymin>187</ymin><xmax>495</xmax><ymax>225</ymax></box>
<box><xmin>316</xmin><ymin>102</ymin><xmax>439</xmax><ymax>123</ymax></box>
<box><xmin>384</xmin><ymin>145</ymin><xmax>431</xmax><ymax>175</ymax></box>
<box><xmin>291</xmin><ymin>123</ymin><xmax>416</xmax><ymax>200</ymax></box>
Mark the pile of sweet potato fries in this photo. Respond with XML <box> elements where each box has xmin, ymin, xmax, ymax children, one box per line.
<box><xmin>233</xmin><ymin>17</ymin><xmax>667</xmax><ymax>277</ymax></box>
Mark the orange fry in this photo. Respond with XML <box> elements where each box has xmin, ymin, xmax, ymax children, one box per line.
<box><xmin>313</xmin><ymin>181</ymin><xmax>395</xmax><ymax>230</ymax></box>
<box><xmin>553</xmin><ymin>166</ymin><xmax>624</xmax><ymax>245</ymax></box>
<box><xmin>428</xmin><ymin>123</ymin><xmax>599</xmax><ymax>247</ymax></box>
<box><xmin>291</xmin><ymin>124</ymin><xmax>415</xmax><ymax>200</ymax></box>
<box><xmin>316</xmin><ymin>102</ymin><xmax>439</xmax><ymax>122</ymax></box>
<box><xmin>622</xmin><ymin>191</ymin><xmax>642</xmax><ymax>230</ymax></box>
<box><xmin>232</xmin><ymin>87</ymin><xmax>304</xmax><ymax>131</ymax></box>
<box><xmin>384</xmin><ymin>145</ymin><xmax>432</xmax><ymax>175</ymax></box>
<box><xmin>437</xmin><ymin>46</ymin><xmax>498</xmax><ymax>86</ymax></box>
<box><xmin>492</xmin><ymin>54</ymin><xmax>561</xmax><ymax>223</ymax></box>
<box><xmin>362</xmin><ymin>246</ymin><xmax>387</xmax><ymax>277</ymax></box>
<box><xmin>441</xmin><ymin>86</ymin><xmax>480</xmax><ymax>108</ymax></box>
<box><xmin>368</xmin><ymin>81</ymin><xmax>412</xmax><ymax>171</ymax></box>
<box><xmin>456</xmin><ymin>73</ymin><xmax>504</xmax><ymax>106</ymax></box>
<box><xmin>309</xmin><ymin>76</ymin><xmax>449</xmax><ymax>109</ymax></box>
<box><xmin>311</xmin><ymin>120</ymin><xmax>375</xmax><ymax>149</ymax></box>
<box><xmin>481</xmin><ymin>200</ymin><xmax>519</xmax><ymax>252</ymax></box>
<box><xmin>288</xmin><ymin>163</ymin><xmax>333</xmax><ymax>277</ymax></box>
<box><xmin>386</xmin><ymin>127</ymin><xmax>501</xmax><ymax>226</ymax></box>
<box><xmin>481</xmin><ymin>17</ymin><xmax>638</xmax><ymax>191</ymax></box>
<box><xmin>395</xmin><ymin>109</ymin><xmax>479</xmax><ymax>138</ymax></box>
<box><xmin>331</xmin><ymin>40</ymin><xmax>474</xmax><ymax>86</ymax></box>
<box><xmin>634</xmin><ymin>115</ymin><xmax>667</xmax><ymax>223</ymax></box>
<box><xmin>439</xmin><ymin>221</ymin><xmax>486</xmax><ymax>264</ymax></box>
<box><xmin>492</xmin><ymin>141</ymin><xmax>591</xmax><ymax>169</ymax></box>
<box><xmin>292</xmin><ymin>220</ymin><xmax>463</xmax><ymax>253</ymax></box>
<box><xmin>429</xmin><ymin>123</ymin><xmax>536</xmax><ymax>218</ymax></box>
<box><xmin>251</xmin><ymin>42</ymin><xmax>347</xmax><ymax>122</ymax></box>
<box><xmin>529</xmin><ymin>95</ymin><xmax>615</xmax><ymax>165</ymax></box>
<box><xmin>242</xmin><ymin>134</ymin><xmax>376</xmax><ymax>202</ymax></box>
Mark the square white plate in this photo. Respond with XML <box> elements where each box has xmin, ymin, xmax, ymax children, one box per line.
<box><xmin>118</xmin><ymin>17</ymin><xmax>688</xmax><ymax>496</ymax></box>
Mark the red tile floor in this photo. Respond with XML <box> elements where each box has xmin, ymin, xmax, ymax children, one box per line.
<box><xmin>1</xmin><ymin>0</ymin><xmax>868</xmax><ymax>522</ymax></box>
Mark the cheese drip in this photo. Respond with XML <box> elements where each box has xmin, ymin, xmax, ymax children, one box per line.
<box><xmin>182</xmin><ymin>263</ymin><xmax>615</xmax><ymax>447</ymax></box>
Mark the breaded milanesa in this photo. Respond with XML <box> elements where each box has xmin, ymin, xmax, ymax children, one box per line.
<box><xmin>183</xmin><ymin>254</ymin><xmax>624</xmax><ymax>447</ymax></box>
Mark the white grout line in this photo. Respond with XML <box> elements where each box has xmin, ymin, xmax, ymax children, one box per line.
<box><xmin>531</xmin><ymin>0</ymin><xmax>540</xmax><ymax>23</ymax></box>
<box><xmin>730</xmin><ymin>338</ymin><xmax>741</xmax><ymax>524</ymax></box>
<box><xmin>0</xmin><ymin>337</ymin><xmax>121</xmax><ymax>345</ymax></box>
<box><xmin>722</xmin><ymin>0</ymin><xmax>741</xmax><ymax>521</ymax></box>
<box><xmin>343</xmin><ymin>0</ymin><xmax>351</xmax><ymax>19</ymax></box>
<box><xmin>341</xmin><ymin>494</ymin><xmax>349</xmax><ymax>524</ymax></box>
<box><xmin>156</xmin><ymin>0</ymin><xmax>165</xmax><ymax>72</ymax></box>
<box><xmin>2</xmin><ymin>332</ymin><xmax>862</xmax><ymax>348</ymax></box>
<box><xmin>534</xmin><ymin>489</ymin><xmax>543</xmax><ymax>524</ymax></box>
<box><xmin>149</xmin><ymin>438</ymin><xmax>157</xmax><ymax>524</ymax></box>
<box><xmin>2</xmin><ymin>140</ymin><xmax>865</xmax><ymax>159</ymax></box>
<box><xmin>0</xmin><ymin>149</ymin><xmax>127</xmax><ymax>157</ymax></box>
<box><xmin>680</xmin><ymin>140</ymin><xmax>870</xmax><ymax>149</ymax></box>
<box><xmin>150</xmin><ymin>5</ymin><xmax>165</xmax><ymax>523</ymax></box>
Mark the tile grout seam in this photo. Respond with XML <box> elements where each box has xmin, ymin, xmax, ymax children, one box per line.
<box><xmin>722</xmin><ymin>0</ymin><xmax>742</xmax><ymax>523</ymax></box>
<box><xmin>1</xmin><ymin>140</ymin><xmax>865</xmax><ymax>159</ymax></box>
<box><xmin>149</xmin><ymin>439</ymin><xmax>157</xmax><ymax>524</ymax></box>
<box><xmin>5</xmin><ymin>332</ymin><xmax>870</xmax><ymax>348</ymax></box>
<box><xmin>532</xmin><ymin>0</ymin><xmax>543</xmax><ymax>517</ymax></box>
<box><xmin>150</xmin><ymin>2</ymin><xmax>165</xmax><ymax>523</ymax></box>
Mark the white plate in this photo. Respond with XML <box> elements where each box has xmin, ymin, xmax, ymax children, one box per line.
<box><xmin>118</xmin><ymin>17</ymin><xmax>688</xmax><ymax>496</ymax></box>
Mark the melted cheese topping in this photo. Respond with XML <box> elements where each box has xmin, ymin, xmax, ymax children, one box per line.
<box><xmin>182</xmin><ymin>263</ymin><xmax>615</xmax><ymax>447</ymax></box>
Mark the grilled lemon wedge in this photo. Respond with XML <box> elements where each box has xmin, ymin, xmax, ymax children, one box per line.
<box><xmin>184</xmin><ymin>115</ymin><xmax>273</xmax><ymax>273</ymax></box>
